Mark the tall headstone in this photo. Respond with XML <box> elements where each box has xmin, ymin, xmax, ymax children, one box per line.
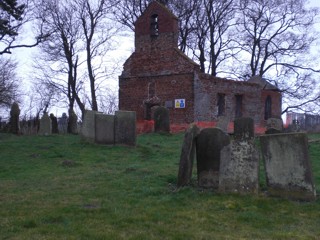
<box><xmin>58</xmin><ymin>113</ymin><xmax>68</xmax><ymax>134</ymax></box>
<box><xmin>196</xmin><ymin>128</ymin><xmax>230</xmax><ymax>188</ymax></box>
<box><xmin>154</xmin><ymin>106</ymin><xmax>170</xmax><ymax>133</ymax></box>
<box><xmin>80</xmin><ymin>110</ymin><xmax>97</xmax><ymax>142</ymax></box>
<box><xmin>260</xmin><ymin>133</ymin><xmax>316</xmax><ymax>201</ymax></box>
<box><xmin>38</xmin><ymin>112</ymin><xmax>52</xmax><ymax>135</ymax></box>
<box><xmin>68</xmin><ymin>110</ymin><xmax>78</xmax><ymax>134</ymax></box>
<box><xmin>9</xmin><ymin>102</ymin><xmax>20</xmax><ymax>134</ymax></box>
<box><xmin>50</xmin><ymin>113</ymin><xmax>59</xmax><ymax>134</ymax></box>
<box><xmin>219</xmin><ymin>117</ymin><xmax>259</xmax><ymax>194</ymax></box>
<box><xmin>95</xmin><ymin>113</ymin><xmax>115</xmax><ymax>145</ymax></box>
<box><xmin>177</xmin><ymin>124</ymin><xmax>200</xmax><ymax>187</ymax></box>
<box><xmin>115</xmin><ymin>111</ymin><xmax>136</xmax><ymax>146</ymax></box>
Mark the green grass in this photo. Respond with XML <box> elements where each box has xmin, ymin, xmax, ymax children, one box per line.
<box><xmin>0</xmin><ymin>132</ymin><xmax>320</xmax><ymax>239</ymax></box>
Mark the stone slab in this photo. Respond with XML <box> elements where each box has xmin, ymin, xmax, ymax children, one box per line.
<box><xmin>38</xmin><ymin>113</ymin><xmax>52</xmax><ymax>135</ymax></box>
<box><xmin>80</xmin><ymin>110</ymin><xmax>97</xmax><ymax>142</ymax></box>
<box><xmin>234</xmin><ymin>117</ymin><xmax>254</xmax><ymax>141</ymax></box>
<box><xmin>196</xmin><ymin>128</ymin><xmax>230</xmax><ymax>188</ymax></box>
<box><xmin>219</xmin><ymin>140</ymin><xmax>259</xmax><ymax>194</ymax></box>
<box><xmin>115</xmin><ymin>111</ymin><xmax>136</xmax><ymax>146</ymax></box>
<box><xmin>95</xmin><ymin>114</ymin><xmax>115</xmax><ymax>144</ymax></box>
<box><xmin>260</xmin><ymin>133</ymin><xmax>316</xmax><ymax>201</ymax></box>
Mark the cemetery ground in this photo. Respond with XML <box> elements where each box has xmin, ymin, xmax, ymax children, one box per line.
<box><xmin>0</xmin><ymin>133</ymin><xmax>320</xmax><ymax>239</ymax></box>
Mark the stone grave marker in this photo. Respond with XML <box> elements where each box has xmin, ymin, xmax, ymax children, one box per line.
<box><xmin>260</xmin><ymin>133</ymin><xmax>316</xmax><ymax>201</ymax></box>
<box><xmin>265</xmin><ymin>117</ymin><xmax>283</xmax><ymax>134</ymax></box>
<box><xmin>9</xmin><ymin>102</ymin><xmax>20</xmax><ymax>134</ymax></box>
<box><xmin>69</xmin><ymin>110</ymin><xmax>78</xmax><ymax>134</ymax></box>
<box><xmin>38</xmin><ymin>112</ymin><xmax>52</xmax><ymax>135</ymax></box>
<box><xmin>80</xmin><ymin>110</ymin><xmax>97</xmax><ymax>142</ymax></box>
<box><xmin>233</xmin><ymin>117</ymin><xmax>254</xmax><ymax>141</ymax></box>
<box><xmin>115</xmin><ymin>111</ymin><xmax>136</xmax><ymax>146</ymax></box>
<box><xmin>219</xmin><ymin>117</ymin><xmax>259</xmax><ymax>194</ymax></box>
<box><xmin>50</xmin><ymin>113</ymin><xmax>59</xmax><ymax>134</ymax></box>
<box><xmin>177</xmin><ymin>124</ymin><xmax>200</xmax><ymax>187</ymax></box>
<box><xmin>154</xmin><ymin>106</ymin><xmax>170</xmax><ymax>133</ymax></box>
<box><xmin>196</xmin><ymin>128</ymin><xmax>230</xmax><ymax>188</ymax></box>
<box><xmin>216</xmin><ymin>115</ymin><xmax>229</xmax><ymax>133</ymax></box>
<box><xmin>95</xmin><ymin>113</ymin><xmax>115</xmax><ymax>145</ymax></box>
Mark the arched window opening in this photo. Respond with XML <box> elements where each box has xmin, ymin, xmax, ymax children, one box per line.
<box><xmin>264</xmin><ymin>95</ymin><xmax>272</xmax><ymax>120</ymax></box>
<box><xmin>150</xmin><ymin>14</ymin><xmax>159</xmax><ymax>36</ymax></box>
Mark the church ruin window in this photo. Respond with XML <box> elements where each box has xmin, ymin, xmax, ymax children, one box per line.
<box><xmin>217</xmin><ymin>93</ymin><xmax>225</xmax><ymax>116</ymax></box>
<box><xmin>150</xmin><ymin>14</ymin><xmax>159</xmax><ymax>36</ymax></box>
<box><xmin>264</xmin><ymin>95</ymin><xmax>272</xmax><ymax>120</ymax></box>
<box><xmin>235</xmin><ymin>95</ymin><xmax>243</xmax><ymax>118</ymax></box>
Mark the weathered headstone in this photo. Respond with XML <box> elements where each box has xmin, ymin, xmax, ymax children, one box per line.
<box><xmin>177</xmin><ymin>124</ymin><xmax>200</xmax><ymax>187</ymax></box>
<box><xmin>80</xmin><ymin>110</ymin><xmax>98</xmax><ymax>142</ymax></box>
<box><xmin>115</xmin><ymin>111</ymin><xmax>136</xmax><ymax>146</ymax></box>
<box><xmin>50</xmin><ymin>113</ymin><xmax>59</xmax><ymax>134</ymax></box>
<box><xmin>95</xmin><ymin>113</ymin><xmax>115</xmax><ymax>145</ymax></box>
<box><xmin>260</xmin><ymin>133</ymin><xmax>316</xmax><ymax>201</ymax></box>
<box><xmin>9</xmin><ymin>102</ymin><xmax>20</xmax><ymax>134</ymax></box>
<box><xmin>265</xmin><ymin>117</ymin><xmax>283</xmax><ymax>134</ymax></box>
<box><xmin>234</xmin><ymin>117</ymin><xmax>254</xmax><ymax>141</ymax></box>
<box><xmin>154</xmin><ymin>106</ymin><xmax>170</xmax><ymax>133</ymax></box>
<box><xmin>38</xmin><ymin>112</ymin><xmax>52</xmax><ymax>135</ymax></box>
<box><xmin>196</xmin><ymin>128</ymin><xmax>230</xmax><ymax>188</ymax></box>
<box><xmin>68</xmin><ymin>110</ymin><xmax>78</xmax><ymax>134</ymax></box>
<box><xmin>58</xmin><ymin>113</ymin><xmax>68</xmax><ymax>134</ymax></box>
<box><xmin>216</xmin><ymin>115</ymin><xmax>229</xmax><ymax>133</ymax></box>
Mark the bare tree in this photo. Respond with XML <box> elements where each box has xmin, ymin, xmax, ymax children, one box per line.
<box><xmin>0</xmin><ymin>0</ymin><xmax>46</xmax><ymax>55</ymax></box>
<box><xmin>0</xmin><ymin>57</ymin><xmax>20</xmax><ymax>107</ymax></box>
<box><xmin>235</xmin><ymin>0</ymin><xmax>320</xmax><ymax>113</ymax></box>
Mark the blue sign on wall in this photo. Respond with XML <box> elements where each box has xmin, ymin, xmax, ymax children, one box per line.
<box><xmin>175</xmin><ymin>99</ymin><xmax>185</xmax><ymax>108</ymax></box>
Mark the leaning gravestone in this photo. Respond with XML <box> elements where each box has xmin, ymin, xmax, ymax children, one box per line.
<box><xmin>95</xmin><ymin>113</ymin><xmax>115</xmax><ymax>145</ymax></box>
<box><xmin>265</xmin><ymin>117</ymin><xmax>283</xmax><ymax>134</ymax></box>
<box><xmin>38</xmin><ymin>112</ymin><xmax>52</xmax><ymax>135</ymax></box>
<box><xmin>196</xmin><ymin>128</ymin><xmax>230</xmax><ymax>188</ymax></box>
<box><xmin>177</xmin><ymin>124</ymin><xmax>200</xmax><ymax>187</ymax></box>
<box><xmin>260</xmin><ymin>133</ymin><xmax>316</xmax><ymax>201</ymax></box>
<box><xmin>80</xmin><ymin>110</ymin><xmax>98</xmax><ymax>142</ymax></box>
<box><xmin>219</xmin><ymin>117</ymin><xmax>259</xmax><ymax>194</ymax></box>
<box><xmin>154</xmin><ymin>106</ymin><xmax>170</xmax><ymax>133</ymax></box>
<box><xmin>115</xmin><ymin>111</ymin><xmax>136</xmax><ymax>146</ymax></box>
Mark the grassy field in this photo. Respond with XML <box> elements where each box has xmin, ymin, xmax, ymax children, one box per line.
<box><xmin>0</xmin><ymin>132</ymin><xmax>319</xmax><ymax>239</ymax></box>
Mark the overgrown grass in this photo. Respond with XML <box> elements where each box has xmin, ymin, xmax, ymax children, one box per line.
<box><xmin>0</xmin><ymin>132</ymin><xmax>319</xmax><ymax>239</ymax></box>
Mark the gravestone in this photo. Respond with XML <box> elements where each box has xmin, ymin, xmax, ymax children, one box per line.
<box><xmin>220</xmin><ymin>118</ymin><xmax>259</xmax><ymax>194</ymax></box>
<box><xmin>115</xmin><ymin>111</ymin><xmax>136</xmax><ymax>146</ymax></box>
<box><xmin>216</xmin><ymin>115</ymin><xmax>229</xmax><ymax>133</ymax></box>
<box><xmin>260</xmin><ymin>133</ymin><xmax>316</xmax><ymax>201</ymax></box>
<box><xmin>9</xmin><ymin>102</ymin><xmax>20</xmax><ymax>134</ymax></box>
<box><xmin>177</xmin><ymin>124</ymin><xmax>200</xmax><ymax>187</ymax></box>
<box><xmin>38</xmin><ymin>112</ymin><xmax>52</xmax><ymax>135</ymax></box>
<box><xmin>58</xmin><ymin>113</ymin><xmax>68</xmax><ymax>134</ymax></box>
<box><xmin>80</xmin><ymin>110</ymin><xmax>98</xmax><ymax>142</ymax></box>
<box><xmin>50</xmin><ymin>113</ymin><xmax>59</xmax><ymax>134</ymax></box>
<box><xmin>154</xmin><ymin>106</ymin><xmax>170</xmax><ymax>133</ymax></box>
<box><xmin>95</xmin><ymin>113</ymin><xmax>115</xmax><ymax>145</ymax></box>
<box><xmin>234</xmin><ymin>117</ymin><xmax>254</xmax><ymax>141</ymax></box>
<box><xmin>266</xmin><ymin>117</ymin><xmax>283</xmax><ymax>134</ymax></box>
<box><xmin>196</xmin><ymin>128</ymin><xmax>230</xmax><ymax>188</ymax></box>
<box><xmin>68</xmin><ymin>110</ymin><xmax>78</xmax><ymax>134</ymax></box>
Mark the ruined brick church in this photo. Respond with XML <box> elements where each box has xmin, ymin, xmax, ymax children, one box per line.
<box><xmin>119</xmin><ymin>1</ymin><xmax>281</xmax><ymax>132</ymax></box>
